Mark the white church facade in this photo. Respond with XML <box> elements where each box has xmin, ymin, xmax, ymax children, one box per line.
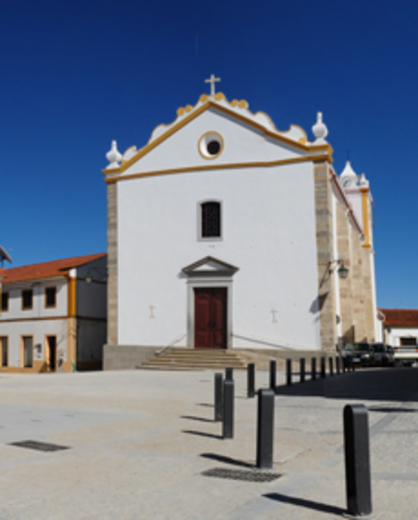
<box><xmin>103</xmin><ymin>79</ymin><xmax>379</xmax><ymax>369</ymax></box>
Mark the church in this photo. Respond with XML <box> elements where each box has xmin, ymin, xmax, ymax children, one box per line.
<box><xmin>102</xmin><ymin>76</ymin><xmax>380</xmax><ymax>370</ymax></box>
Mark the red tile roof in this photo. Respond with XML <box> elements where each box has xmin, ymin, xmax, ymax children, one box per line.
<box><xmin>380</xmin><ymin>308</ymin><xmax>418</xmax><ymax>328</ymax></box>
<box><xmin>0</xmin><ymin>253</ymin><xmax>106</xmax><ymax>284</ymax></box>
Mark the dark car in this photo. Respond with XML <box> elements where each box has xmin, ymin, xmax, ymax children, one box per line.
<box><xmin>342</xmin><ymin>343</ymin><xmax>372</xmax><ymax>367</ymax></box>
<box><xmin>369</xmin><ymin>343</ymin><xmax>394</xmax><ymax>366</ymax></box>
<box><xmin>342</xmin><ymin>342</ymin><xmax>394</xmax><ymax>368</ymax></box>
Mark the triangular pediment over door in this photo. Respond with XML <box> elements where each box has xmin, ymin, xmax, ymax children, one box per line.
<box><xmin>182</xmin><ymin>256</ymin><xmax>239</xmax><ymax>278</ymax></box>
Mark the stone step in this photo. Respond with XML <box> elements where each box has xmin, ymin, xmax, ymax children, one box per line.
<box><xmin>156</xmin><ymin>349</ymin><xmax>245</xmax><ymax>358</ymax></box>
<box><xmin>153</xmin><ymin>353</ymin><xmax>243</xmax><ymax>361</ymax></box>
<box><xmin>142</xmin><ymin>359</ymin><xmax>246</xmax><ymax>368</ymax></box>
<box><xmin>139</xmin><ymin>348</ymin><xmax>248</xmax><ymax>370</ymax></box>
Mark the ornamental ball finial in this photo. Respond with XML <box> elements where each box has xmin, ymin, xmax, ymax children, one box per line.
<box><xmin>106</xmin><ymin>140</ymin><xmax>122</xmax><ymax>168</ymax></box>
<box><xmin>312</xmin><ymin>111</ymin><xmax>328</xmax><ymax>143</ymax></box>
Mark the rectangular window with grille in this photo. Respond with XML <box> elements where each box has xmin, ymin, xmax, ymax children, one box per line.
<box><xmin>1</xmin><ymin>292</ymin><xmax>8</xmax><ymax>312</ymax></box>
<box><xmin>201</xmin><ymin>201</ymin><xmax>221</xmax><ymax>238</ymax></box>
<box><xmin>400</xmin><ymin>337</ymin><xmax>417</xmax><ymax>346</ymax></box>
<box><xmin>22</xmin><ymin>290</ymin><xmax>33</xmax><ymax>310</ymax></box>
<box><xmin>45</xmin><ymin>287</ymin><xmax>56</xmax><ymax>308</ymax></box>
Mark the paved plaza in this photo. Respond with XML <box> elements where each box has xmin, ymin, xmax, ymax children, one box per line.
<box><xmin>0</xmin><ymin>367</ymin><xmax>416</xmax><ymax>519</ymax></box>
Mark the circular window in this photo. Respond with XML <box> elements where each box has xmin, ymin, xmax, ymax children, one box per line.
<box><xmin>198</xmin><ymin>131</ymin><xmax>224</xmax><ymax>160</ymax></box>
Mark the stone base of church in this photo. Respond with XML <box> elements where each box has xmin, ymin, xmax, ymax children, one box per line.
<box><xmin>103</xmin><ymin>344</ymin><xmax>340</xmax><ymax>371</ymax></box>
<box><xmin>103</xmin><ymin>345</ymin><xmax>161</xmax><ymax>370</ymax></box>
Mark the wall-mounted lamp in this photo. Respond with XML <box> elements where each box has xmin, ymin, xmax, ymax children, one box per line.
<box><xmin>337</xmin><ymin>263</ymin><xmax>349</xmax><ymax>279</ymax></box>
<box><xmin>328</xmin><ymin>259</ymin><xmax>349</xmax><ymax>280</ymax></box>
<box><xmin>319</xmin><ymin>259</ymin><xmax>349</xmax><ymax>288</ymax></box>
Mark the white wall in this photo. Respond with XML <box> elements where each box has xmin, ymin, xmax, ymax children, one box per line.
<box><xmin>0</xmin><ymin>278</ymin><xmax>69</xmax><ymax>365</ymax></box>
<box><xmin>117</xmin><ymin>160</ymin><xmax>320</xmax><ymax>351</ymax></box>
<box><xmin>385</xmin><ymin>327</ymin><xmax>418</xmax><ymax>346</ymax></box>
<box><xmin>0</xmin><ymin>279</ymin><xmax>67</xmax><ymax>321</ymax></box>
<box><xmin>122</xmin><ymin>109</ymin><xmax>308</xmax><ymax>178</ymax></box>
<box><xmin>0</xmin><ymin>319</ymin><xmax>68</xmax><ymax>367</ymax></box>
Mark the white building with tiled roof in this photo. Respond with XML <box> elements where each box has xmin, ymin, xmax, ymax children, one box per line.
<box><xmin>102</xmin><ymin>79</ymin><xmax>379</xmax><ymax>369</ymax></box>
<box><xmin>380</xmin><ymin>308</ymin><xmax>418</xmax><ymax>347</ymax></box>
<box><xmin>0</xmin><ymin>253</ymin><xmax>107</xmax><ymax>373</ymax></box>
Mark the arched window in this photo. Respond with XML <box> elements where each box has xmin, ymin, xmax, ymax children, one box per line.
<box><xmin>201</xmin><ymin>202</ymin><xmax>221</xmax><ymax>238</ymax></box>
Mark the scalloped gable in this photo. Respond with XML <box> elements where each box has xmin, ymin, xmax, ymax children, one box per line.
<box><xmin>104</xmin><ymin>93</ymin><xmax>333</xmax><ymax>181</ymax></box>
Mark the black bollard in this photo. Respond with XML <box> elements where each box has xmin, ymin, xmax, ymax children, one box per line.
<box><xmin>214</xmin><ymin>373</ymin><xmax>223</xmax><ymax>421</ymax></box>
<box><xmin>225</xmin><ymin>367</ymin><xmax>233</xmax><ymax>381</ymax></box>
<box><xmin>300</xmin><ymin>358</ymin><xmax>306</xmax><ymax>383</ymax></box>
<box><xmin>223</xmin><ymin>379</ymin><xmax>234</xmax><ymax>439</ymax></box>
<box><xmin>256</xmin><ymin>389</ymin><xmax>275</xmax><ymax>469</ymax></box>
<box><xmin>344</xmin><ymin>404</ymin><xmax>372</xmax><ymax>517</ymax></box>
<box><xmin>311</xmin><ymin>358</ymin><xmax>317</xmax><ymax>380</ymax></box>
<box><xmin>320</xmin><ymin>356</ymin><xmax>326</xmax><ymax>378</ymax></box>
<box><xmin>336</xmin><ymin>356</ymin><xmax>341</xmax><ymax>375</ymax></box>
<box><xmin>247</xmin><ymin>363</ymin><xmax>255</xmax><ymax>398</ymax></box>
<box><xmin>329</xmin><ymin>357</ymin><xmax>334</xmax><ymax>376</ymax></box>
<box><xmin>269</xmin><ymin>360</ymin><xmax>277</xmax><ymax>391</ymax></box>
<box><xmin>286</xmin><ymin>359</ymin><xmax>292</xmax><ymax>386</ymax></box>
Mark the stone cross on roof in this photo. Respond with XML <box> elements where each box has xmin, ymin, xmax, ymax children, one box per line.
<box><xmin>205</xmin><ymin>74</ymin><xmax>221</xmax><ymax>96</ymax></box>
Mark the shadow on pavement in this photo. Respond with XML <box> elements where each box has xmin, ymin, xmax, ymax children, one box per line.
<box><xmin>368</xmin><ymin>406</ymin><xmax>418</xmax><ymax>413</ymax></box>
<box><xmin>264</xmin><ymin>492</ymin><xmax>345</xmax><ymax>516</ymax></box>
<box><xmin>275</xmin><ymin>368</ymin><xmax>418</xmax><ymax>402</ymax></box>
<box><xmin>200</xmin><ymin>452</ymin><xmax>254</xmax><ymax>469</ymax></box>
<box><xmin>182</xmin><ymin>430</ymin><xmax>222</xmax><ymax>440</ymax></box>
<box><xmin>181</xmin><ymin>415</ymin><xmax>215</xmax><ymax>423</ymax></box>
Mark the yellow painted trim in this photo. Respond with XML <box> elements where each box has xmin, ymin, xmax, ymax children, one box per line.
<box><xmin>197</xmin><ymin>131</ymin><xmax>224</xmax><ymax>160</ymax></box>
<box><xmin>67</xmin><ymin>277</ymin><xmax>76</xmax><ymax>317</ymax></box>
<box><xmin>66</xmin><ymin>316</ymin><xmax>77</xmax><ymax>372</ymax></box>
<box><xmin>1</xmin><ymin>361</ymin><xmax>48</xmax><ymax>373</ymax></box>
<box><xmin>102</xmin><ymin>99</ymin><xmax>333</xmax><ymax>176</ymax></box>
<box><xmin>105</xmin><ymin>154</ymin><xmax>332</xmax><ymax>184</ymax></box>
<box><xmin>360</xmin><ymin>187</ymin><xmax>371</xmax><ymax>249</ymax></box>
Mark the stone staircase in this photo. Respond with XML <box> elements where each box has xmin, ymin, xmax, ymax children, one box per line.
<box><xmin>139</xmin><ymin>347</ymin><xmax>248</xmax><ymax>370</ymax></box>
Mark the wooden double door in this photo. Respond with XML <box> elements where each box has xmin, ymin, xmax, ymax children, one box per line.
<box><xmin>194</xmin><ymin>288</ymin><xmax>227</xmax><ymax>349</ymax></box>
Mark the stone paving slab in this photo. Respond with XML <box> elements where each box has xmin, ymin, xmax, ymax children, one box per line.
<box><xmin>0</xmin><ymin>368</ymin><xmax>415</xmax><ymax>519</ymax></box>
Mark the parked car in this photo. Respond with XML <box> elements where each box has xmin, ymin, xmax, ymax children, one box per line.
<box><xmin>342</xmin><ymin>343</ymin><xmax>372</xmax><ymax>368</ymax></box>
<box><xmin>392</xmin><ymin>344</ymin><xmax>418</xmax><ymax>366</ymax></box>
<box><xmin>369</xmin><ymin>343</ymin><xmax>394</xmax><ymax>366</ymax></box>
<box><xmin>341</xmin><ymin>342</ymin><xmax>394</xmax><ymax>368</ymax></box>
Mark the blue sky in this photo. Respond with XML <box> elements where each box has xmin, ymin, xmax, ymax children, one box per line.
<box><xmin>1</xmin><ymin>0</ymin><xmax>417</xmax><ymax>308</ymax></box>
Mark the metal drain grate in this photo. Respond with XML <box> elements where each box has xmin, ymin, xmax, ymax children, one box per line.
<box><xmin>9</xmin><ymin>440</ymin><xmax>70</xmax><ymax>452</ymax></box>
<box><xmin>202</xmin><ymin>467</ymin><xmax>282</xmax><ymax>482</ymax></box>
